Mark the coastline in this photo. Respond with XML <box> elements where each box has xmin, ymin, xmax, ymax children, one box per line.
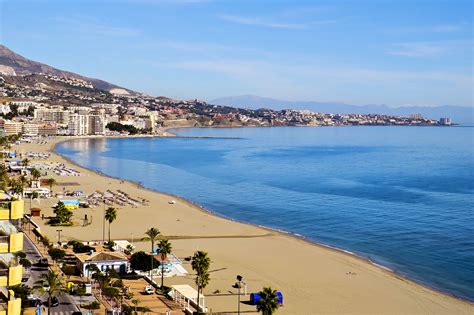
<box><xmin>20</xmin><ymin>135</ymin><xmax>474</xmax><ymax>314</ymax></box>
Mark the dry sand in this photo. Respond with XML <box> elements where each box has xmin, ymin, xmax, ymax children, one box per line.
<box><xmin>17</xmin><ymin>136</ymin><xmax>473</xmax><ymax>314</ymax></box>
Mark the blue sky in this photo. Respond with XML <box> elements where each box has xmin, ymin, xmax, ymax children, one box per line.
<box><xmin>0</xmin><ymin>0</ymin><xmax>472</xmax><ymax>107</ymax></box>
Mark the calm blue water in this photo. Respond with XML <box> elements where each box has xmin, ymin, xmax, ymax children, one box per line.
<box><xmin>55</xmin><ymin>126</ymin><xmax>474</xmax><ymax>301</ymax></box>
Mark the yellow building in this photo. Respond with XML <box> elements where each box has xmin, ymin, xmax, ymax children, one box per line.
<box><xmin>0</xmin><ymin>200</ymin><xmax>24</xmax><ymax>315</ymax></box>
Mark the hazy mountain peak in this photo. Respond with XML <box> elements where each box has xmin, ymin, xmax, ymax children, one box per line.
<box><xmin>210</xmin><ymin>95</ymin><xmax>473</xmax><ymax>124</ymax></box>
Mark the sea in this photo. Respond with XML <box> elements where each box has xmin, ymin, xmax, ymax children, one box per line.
<box><xmin>55</xmin><ymin>126</ymin><xmax>474</xmax><ymax>301</ymax></box>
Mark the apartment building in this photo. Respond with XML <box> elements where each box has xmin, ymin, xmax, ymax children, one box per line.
<box><xmin>34</xmin><ymin>108</ymin><xmax>70</xmax><ymax>124</ymax></box>
<box><xmin>0</xmin><ymin>200</ymin><xmax>25</xmax><ymax>315</ymax></box>
<box><xmin>68</xmin><ymin>113</ymin><xmax>89</xmax><ymax>135</ymax></box>
<box><xmin>3</xmin><ymin>122</ymin><xmax>23</xmax><ymax>136</ymax></box>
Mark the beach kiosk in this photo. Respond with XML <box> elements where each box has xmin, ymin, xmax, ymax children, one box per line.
<box><xmin>250</xmin><ymin>291</ymin><xmax>283</xmax><ymax>305</ymax></box>
<box><xmin>30</xmin><ymin>208</ymin><xmax>41</xmax><ymax>217</ymax></box>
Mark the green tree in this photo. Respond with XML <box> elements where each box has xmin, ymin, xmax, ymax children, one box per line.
<box><xmin>85</xmin><ymin>263</ymin><xmax>100</xmax><ymax>279</ymax></box>
<box><xmin>48</xmin><ymin>248</ymin><xmax>66</xmax><ymax>263</ymax></box>
<box><xmin>76</xmin><ymin>284</ymin><xmax>87</xmax><ymax>306</ymax></box>
<box><xmin>130</xmin><ymin>251</ymin><xmax>159</xmax><ymax>272</ymax></box>
<box><xmin>10</xmin><ymin>179</ymin><xmax>23</xmax><ymax>196</ymax></box>
<box><xmin>19</xmin><ymin>257</ymin><xmax>32</xmax><ymax>271</ymax></box>
<box><xmin>104</xmin><ymin>207</ymin><xmax>117</xmax><ymax>243</ymax></box>
<box><xmin>141</xmin><ymin>227</ymin><xmax>161</xmax><ymax>279</ymax></box>
<box><xmin>52</xmin><ymin>201</ymin><xmax>73</xmax><ymax>225</ymax></box>
<box><xmin>21</xmin><ymin>158</ymin><xmax>30</xmax><ymax>167</ymax></box>
<box><xmin>46</xmin><ymin>177</ymin><xmax>56</xmax><ymax>193</ymax></box>
<box><xmin>31</xmin><ymin>168</ymin><xmax>41</xmax><ymax>180</ymax></box>
<box><xmin>191</xmin><ymin>251</ymin><xmax>211</xmax><ymax>309</ymax></box>
<box><xmin>141</xmin><ymin>227</ymin><xmax>161</xmax><ymax>254</ymax></box>
<box><xmin>34</xmin><ymin>271</ymin><xmax>66</xmax><ymax>315</ymax></box>
<box><xmin>256</xmin><ymin>287</ymin><xmax>280</xmax><ymax>315</ymax></box>
<box><xmin>131</xmin><ymin>298</ymin><xmax>140</xmax><ymax>314</ymax></box>
<box><xmin>157</xmin><ymin>239</ymin><xmax>172</xmax><ymax>288</ymax></box>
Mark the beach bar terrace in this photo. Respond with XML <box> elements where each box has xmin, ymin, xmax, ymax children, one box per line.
<box><xmin>169</xmin><ymin>284</ymin><xmax>207</xmax><ymax>314</ymax></box>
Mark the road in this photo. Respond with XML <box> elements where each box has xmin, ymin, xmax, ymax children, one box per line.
<box><xmin>23</xmin><ymin>234</ymin><xmax>81</xmax><ymax>315</ymax></box>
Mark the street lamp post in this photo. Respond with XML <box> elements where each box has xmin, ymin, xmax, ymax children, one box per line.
<box><xmin>56</xmin><ymin>229</ymin><xmax>62</xmax><ymax>244</ymax></box>
<box><xmin>102</xmin><ymin>199</ymin><xmax>106</xmax><ymax>243</ymax></box>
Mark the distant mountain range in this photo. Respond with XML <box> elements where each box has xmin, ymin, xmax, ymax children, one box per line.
<box><xmin>0</xmin><ymin>44</ymin><xmax>135</xmax><ymax>95</ymax></box>
<box><xmin>210</xmin><ymin>95</ymin><xmax>473</xmax><ymax>125</ymax></box>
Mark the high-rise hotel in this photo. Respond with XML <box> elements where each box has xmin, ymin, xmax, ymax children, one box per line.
<box><xmin>0</xmin><ymin>200</ymin><xmax>24</xmax><ymax>315</ymax></box>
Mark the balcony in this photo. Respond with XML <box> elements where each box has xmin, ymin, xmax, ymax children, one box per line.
<box><xmin>0</xmin><ymin>234</ymin><xmax>23</xmax><ymax>254</ymax></box>
<box><xmin>0</xmin><ymin>289</ymin><xmax>21</xmax><ymax>315</ymax></box>
<box><xmin>0</xmin><ymin>220</ymin><xmax>23</xmax><ymax>254</ymax></box>
<box><xmin>0</xmin><ymin>264</ymin><xmax>22</xmax><ymax>287</ymax></box>
<box><xmin>0</xmin><ymin>201</ymin><xmax>24</xmax><ymax>221</ymax></box>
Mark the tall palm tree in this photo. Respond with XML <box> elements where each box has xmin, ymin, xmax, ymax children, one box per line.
<box><xmin>19</xmin><ymin>175</ymin><xmax>28</xmax><ymax>188</ymax></box>
<box><xmin>141</xmin><ymin>227</ymin><xmax>161</xmax><ymax>254</ymax></box>
<box><xmin>157</xmin><ymin>239</ymin><xmax>172</xmax><ymax>288</ymax></box>
<box><xmin>104</xmin><ymin>207</ymin><xmax>117</xmax><ymax>243</ymax></box>
<box><xmin>34</xmin><ymin>271</ymin><xmax>66</xmax><ymax>315</ymax></box>
<box><xmin>192</xmin><ymin>251</ymin><xmax>211</xmax><ymax>310</ymax></box>
<box><xmin>141</xmin><ymin>227</ymin><xmax>161</xmax><ymax>279</ymax></box>
<box><xmin>46</xmin><ymin>178</ymin><xmax>56</xmax><ymax>193</ymax></box>
<box><xmin>256</xmin><ymin>287</ymin><xmax>280</xmax><ymax>315</ymax></box>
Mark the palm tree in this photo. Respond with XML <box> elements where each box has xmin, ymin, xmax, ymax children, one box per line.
<box><xmin>192</xmin><ymin>251</ymin><xmax>211</xmax><ymax>310</ymax></box>
<box><xmin>141</xmin><ymin>227</ymin><xmax>161</xmax><ymax>254</ymax></box>
<box><xmin>157</xmin><ymin>239</ymin><xmax>172</xmax><ymax>288</ymax></box>
<box><xmin>19</xmin><ymin>175</ymin><xmax>28</xmax><ymax>188</ymax></box>
<box><xmin>34</xmin><ymin>271</ymin><xmax>66</xmax><ymax>315</ymax></box>
<box><xmin>256</xmin><ymin>287</ymin><xmax>280</xmax><ymax>315</ymax></box>
<box><xmin>141</xmin><ymin>227</ymin><xmax>161</xmax><ymax>280</ymax></box>
<box><xmin>21</xmin><ymin>158</ymin><xmax>30</xmax><ymax>168</ymax></box>
<box><xmin>104</xmin><ymin>207</ymin><xmax>117</xmax><ymax>243</ymax></box>
<box><xmin>46</xmin><ymin>178</ymin><xmax>56</xmax><ymax>193</ymax></box>
<box><xmin>85</xmin><ymin>263</ymin><xmax>100</xmax><ymax>280</ymax></box>
<box><xmin>31</xmin><ymin>168</ymin><xmax>41</xmax><ymax>180</ymax></box>
<box><xmin>131</xmin><ymin>298</ymin><xmax>140</xmax><ymax>314</ymax></box>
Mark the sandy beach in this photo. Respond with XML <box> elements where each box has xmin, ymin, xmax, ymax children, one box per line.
<box><xmin>17</xmin><ymin>136</ymin><xmax>474</xmax><ymax>314</ymax></box>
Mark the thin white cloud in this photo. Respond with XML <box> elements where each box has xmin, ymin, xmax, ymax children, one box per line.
<box><xmin>388</xmin><ymin>23</ymin><xmax>465</xmax><ymax>34</ymax></box>
<box><xmin>387</xmin><ymin>40</ymin><xmax>470</xmax><ymax>57</ymax></box>
<box><xmin>218</xmin><ymin>14</ymin><xmax>310</xmax><ymax>30</ymax></box>
<box><xmin>51</xmin><ymin>16</ymin><xmax>140</xmax><ymax>37</ymax></box>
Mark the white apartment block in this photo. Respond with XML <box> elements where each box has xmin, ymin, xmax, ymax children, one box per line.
<box><xmin>68</xmin><ymin>114</ymin><xmax>89</xmax><ymax>135</ymax></box>
<box><xmin>88</xmin><ymin>115</ymin><xmax>106</xmax><ymax>135</ymax></box>
<box><xmin>68</xmin><ymin>114</ymin><xmax>106</xmax><ymax>136</ymax></box>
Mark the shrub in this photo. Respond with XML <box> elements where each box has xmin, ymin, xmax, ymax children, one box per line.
<box><xmin>61</xmin><ymin>265</ymin><xmax>79</xmax><ymax>276</ymax></box>
<box><xmin>48</xmin><ymin>248</ymin><xmax>66</xmax><ymax>262</ymax></box>
<box><xmin>68</xmin><ymin>240</ymin><xmax>95</xmax><ymax>253</ymax></box>
<box><xmin>85</xmin><ymin>301</ymin><xmax>100</xmax><ymax>309</ymax></box>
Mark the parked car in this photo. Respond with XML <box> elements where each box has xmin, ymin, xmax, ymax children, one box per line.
<box><xmin>45</xmin><ymin>296</ymin><xmax>59</xmax><ymax>307</ymax></box>
<box><xmin>144</xmin><ymin>285</ymin><xmax>155</xmax><ymax>295</ymax></box>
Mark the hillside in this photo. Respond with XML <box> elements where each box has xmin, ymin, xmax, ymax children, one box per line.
<box><xmin>0</xmin><ymin>44</ymin><xmax>135</xmax><ymax>95</ymax></box>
